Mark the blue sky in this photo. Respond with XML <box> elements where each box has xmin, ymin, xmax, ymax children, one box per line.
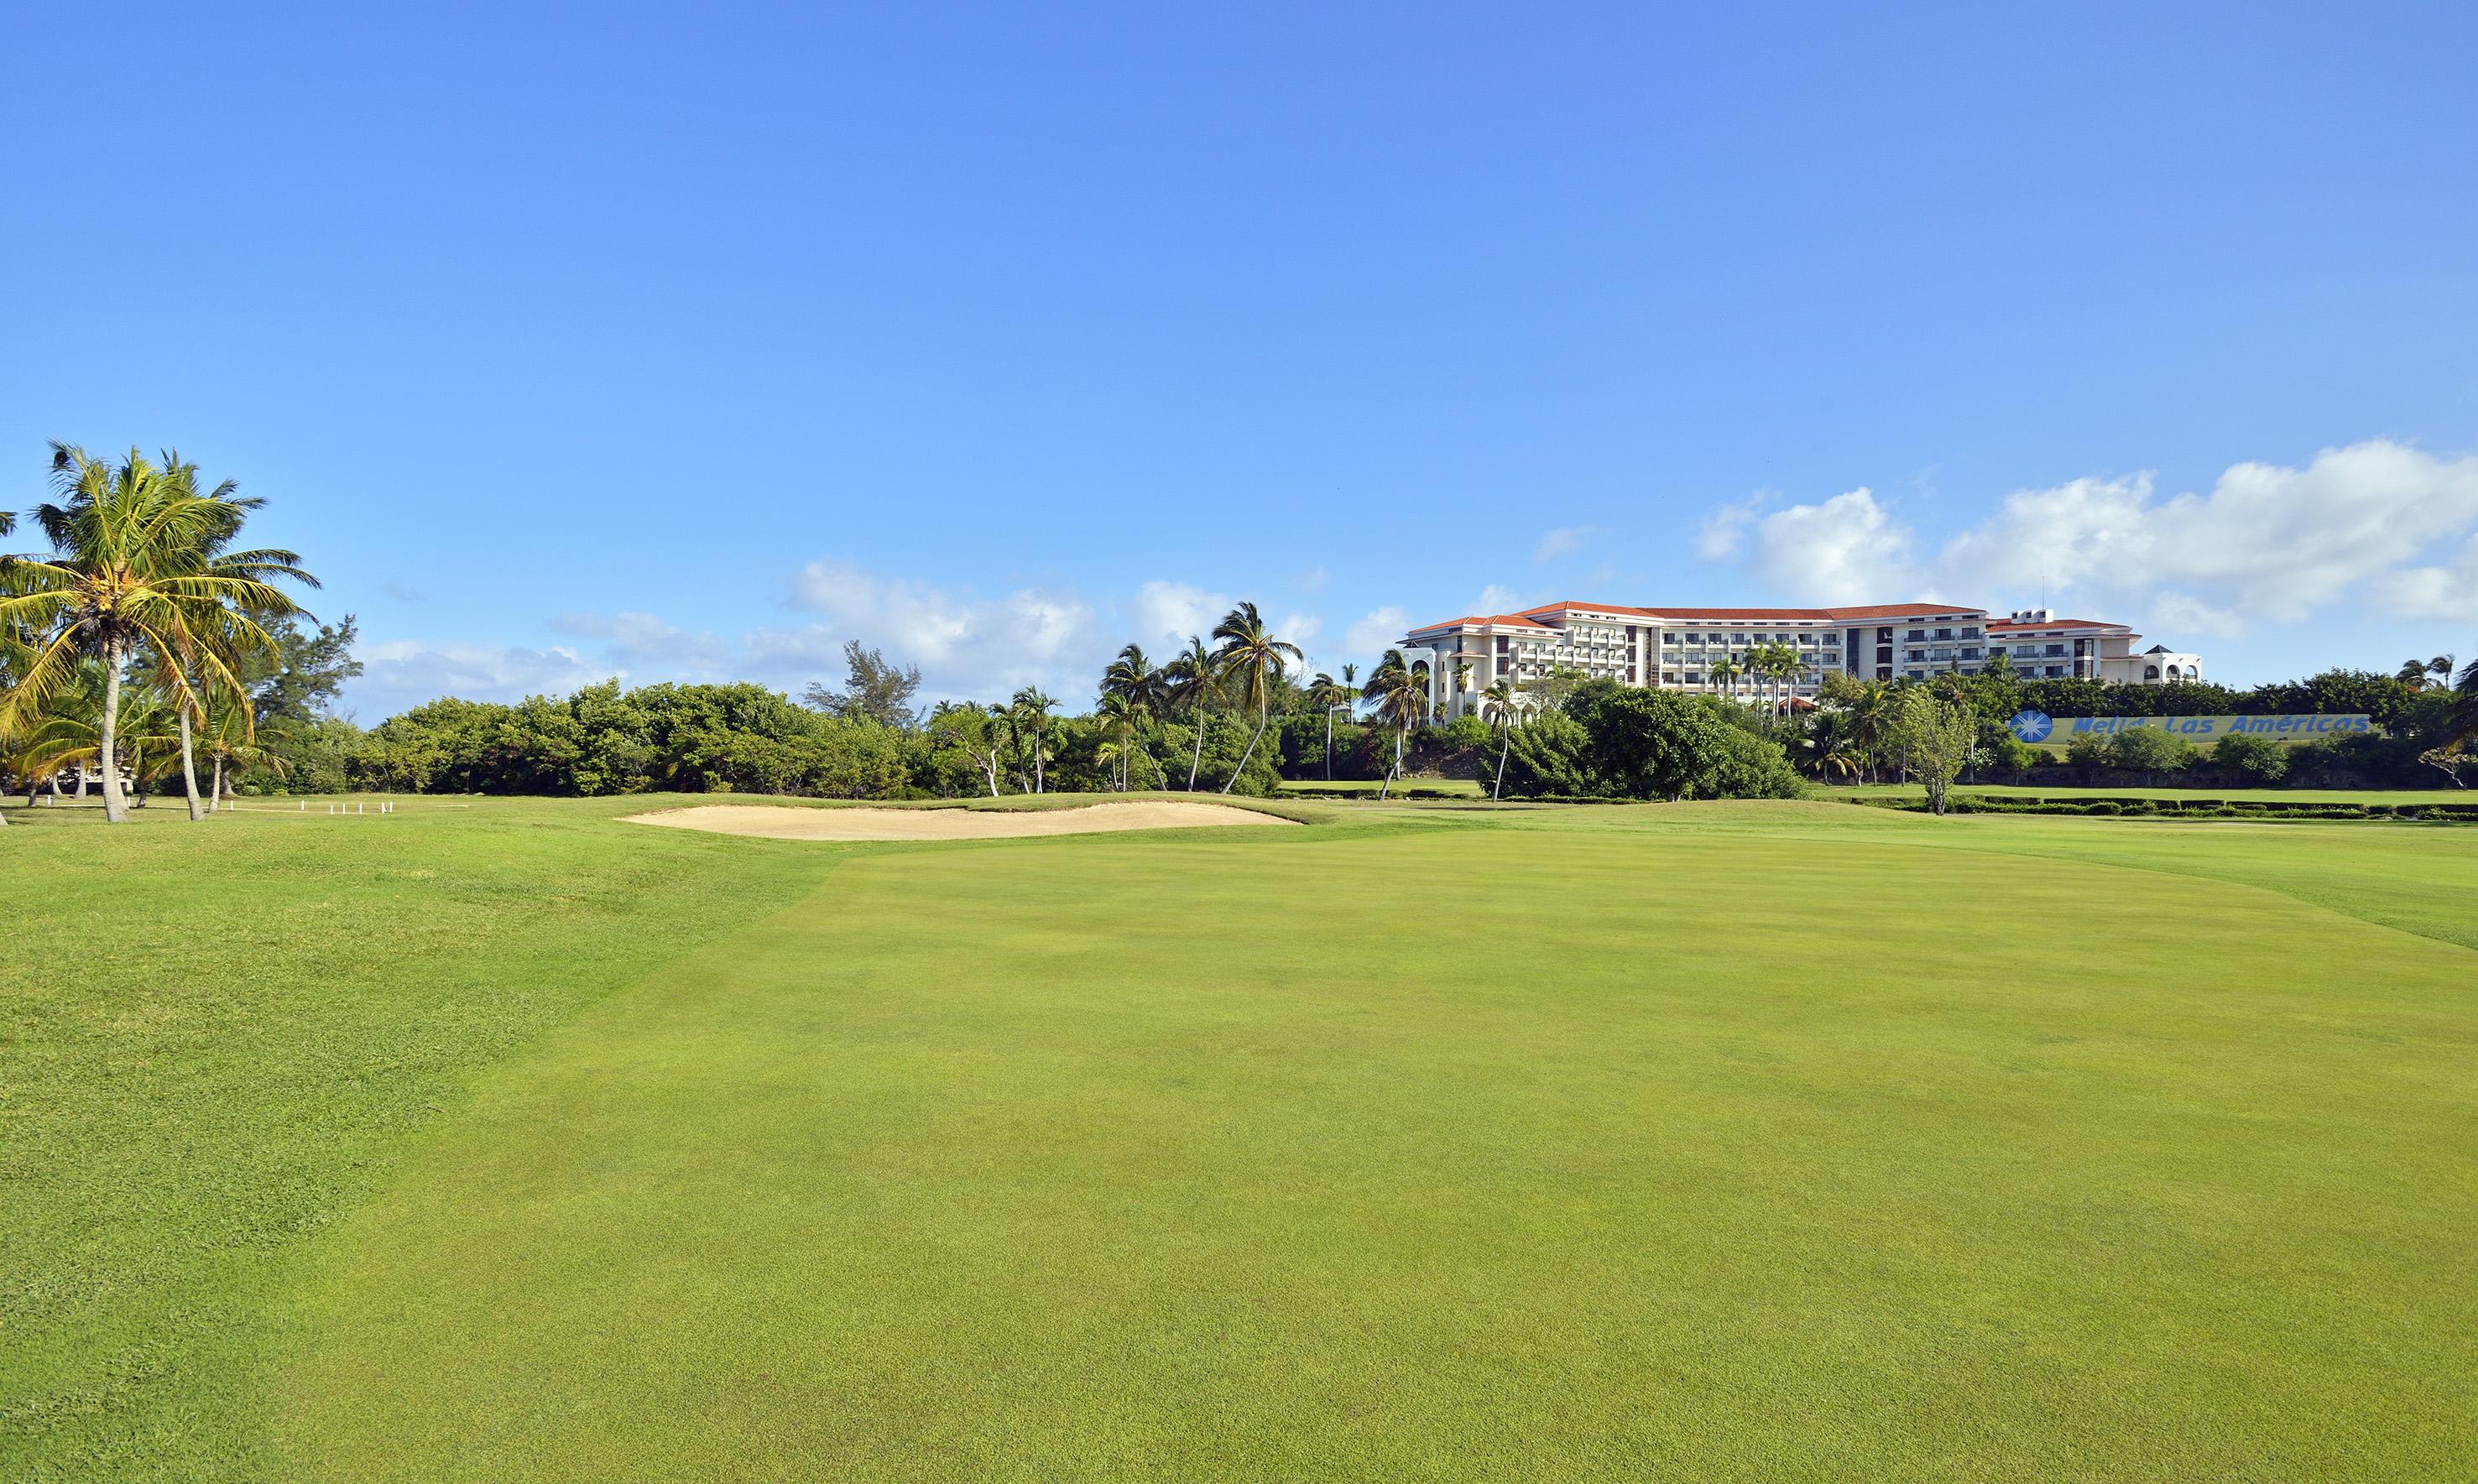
<box><xmin>6</xmin><ymin>1</ymin><xmax>2475</xmax><ymax>712</ymax></box>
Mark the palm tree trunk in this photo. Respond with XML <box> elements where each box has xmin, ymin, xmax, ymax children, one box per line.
<box><xmin>1380</xmin><ymin>723</ymin><xmax>1404</xmax><ymax>800</ymax></box>
<box><xmin>1187</xmin><ymin>706</ymin><xmax>1206</xmax><ymax>790</ymax></box>
<box><xmin>99</xmin><ymin>649</ymin><xmax>128</xmax><ymax>824</ymax></box>
<box><xmin>179</xmin><ymin>709</ymin><xmax>206</xmax><ymax>820</ymax></box>
<box><xmin>1494</xmin><ymin>725</ymin><xmax>1510</xmax><ymax>799</ymax></box>
<box><xmin>1324</xmin><ymin>709</ymin><xmax>1333</xmax><ymax>780</ymax></box>
<box><xmin>211</xmin><ymin>754</ymin><xmax>226</xmax><ymax>806</ymax></box>
<box><xmin>1223</xmin><ymin>703</ymin><xmax>1270</xmax><ymax>794</ymax></box>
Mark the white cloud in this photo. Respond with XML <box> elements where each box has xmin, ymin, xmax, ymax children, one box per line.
<box><xmin>357</xmin><ymin>639</ymin><xmax>612</xmax><ymax>706</ymax></box>
<box><xmin>1695</xmin><ymin>500</ymin><xmax>1759</xmax><ymax>560</ymax></box>
<box><xmin>1279</xmin><ymin>612</ymin><xmax>1324</xmax><ymax>651</ymax></box>
<box><xmin>1129</xmin><ymin>580</ymin><xmax>1231</xmax><ymax>648</ymax></box>
<box><xmin>1292</xmin><ymin>565</ymin><xmax>1329</xmax><ymax>593</ymax></box>
<box><xmin>1474</xmin><ymin>584</ymin><xmax>1522</xmax><ymax>615</ymax></box>
<box><xmin>1698</xmin><ymin>440</ymin><xmax>2478</xmax><ymax>637</ymax></box>
<box><xmin>790</xmin><ymin>559</ymin><xmax>1103</xmax><ymax>700</ymax></box>
<box><xmin>1344</xmin><ymin>606</ymin><xmax>1409</xmax><ymax>656</ymax></box>
<box><xmin>1534</xmin><ymin>525</ymin><xmax>1599</xmax><ymax>563</ymax></box>
<box><xmin>550</xmin><ymin>611</ymin><xmax>729</xmax><ymax>674</ymax></box>
<box><xmin>2376</xmin><ymin>533</ymin><xmax>2478</xmax><ymax>622</ymax></box>
<box><xmin>1743</xmin><ymin>487</ymin><xmax>1924</xmax><ymax>604</ymax></box>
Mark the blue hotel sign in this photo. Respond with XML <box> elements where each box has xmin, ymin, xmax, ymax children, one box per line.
<box><xmin>2010</xmin><ymin>711</ymin><xmax>2372</xmax><ymax>743</ymax></box>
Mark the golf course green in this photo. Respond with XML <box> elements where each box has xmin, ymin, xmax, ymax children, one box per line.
<box><xmin>6</xmin><ymin>794</ymin><xmax>2474</xmax><ymax>1480</ymax></box>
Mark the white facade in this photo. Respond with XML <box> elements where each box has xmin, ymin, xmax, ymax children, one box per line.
<box><xmin>1401</xmin><ymin>601</ymin><xmax>2200</xmax><ymax>720</ymax></box>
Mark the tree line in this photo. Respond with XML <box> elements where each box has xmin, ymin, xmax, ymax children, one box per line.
<box><xmin>11</xmin><ymin>447</ymin><xmax>2471</xmax><ymax>810</ymax></box>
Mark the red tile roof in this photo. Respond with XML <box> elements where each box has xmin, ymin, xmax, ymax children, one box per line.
<box><xmin>1402</xmin><ymin>612</ymin><xmax>1552</xmax><ymax>634</ymax></box>
<box><xmin>1985</xmin><ymin>617</ymin><xmax>2128</xmax><ymax>632</ymax></box>
<box><xmin>1521</xmin><ymin>600</ymin><xmax>1985</xmax><ymax>622</ymax></box>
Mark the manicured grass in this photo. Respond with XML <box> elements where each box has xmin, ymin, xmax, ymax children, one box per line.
<box><xmin>8</xmin><ymin>797</ymin><xmax>2476</xmax><ymax>1479</ymax></box>
<box><xmin>1837</xmin><ymin>782</ymin><xmax>2468</xmax><ymax>804</ymax></box>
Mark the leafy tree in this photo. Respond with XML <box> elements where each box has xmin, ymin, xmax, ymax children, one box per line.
<box><xmin>1210</xmin><ymin>601</ymin><xmax>1301</xmax><ymax>794</ymax></box>
<box><xmin>803</xmin><ymin>641</ymin><xmax>921</xmax><ymax>730</ymax></box>
<box><xmin>927</xmin><ymin>701</ymin><xmax>1004</xmax><ymax>796</ymax></box>
<box><xmin>1888</xmin><ymin>688</ymin><xmax>1974</xmax><ymax>814</ymax></box>
<box><xmin>247</xmin><ymin>613</ymin><xmax>363</xmax><ymax>726</ymax></box>
<box><xmin>1568</xmin><ymin>682</ymin><xmax>1799</xmax><ymax>802</ymax></box>
<box><xmin>1497</xmin><ymin>712</ymin><xmax>1594</xmax><ymax>797</ymax></box>
<box><xmin>2107</xmin><ymin>726</ymin><xmax>2197</xmax><ymax>784</ymax></box>
<box><xmin>1524</xmin><ymin>664</ymin><xmax>1589</xmax><ymax>714</ymax></box>
<box><xmin>2211</xmin><ymin>731</ymin><xmax>2288</xmax><ymax>784</ymax></box>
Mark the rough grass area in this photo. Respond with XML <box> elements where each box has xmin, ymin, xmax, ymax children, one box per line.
<box><xmin>6</xmin><ymin>795</ymin><xmax>2475</xmax><ymax>1480</ymax></box>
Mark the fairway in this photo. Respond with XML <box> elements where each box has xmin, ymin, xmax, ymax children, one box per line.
<box><xmin>8</xmin><ymin>799</ymin><xmax>2476</xmax><ymax>1481</ymax></box>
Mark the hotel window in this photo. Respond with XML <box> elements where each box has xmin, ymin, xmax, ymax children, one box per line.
<box><xmin>1905</xmin><ymin>628</ymin><xmax>1925</xmax><ymax>641</ymax></box>
<box><xmin>1961</xmin><ymin>647</ymin><xmax>1982</xmax><ymax>660</ymax></box>
<box><xmin>1962</xmin><ymin>627</ymin><xmax>1981</xmax><ymax>639</ymax></box>
<box><xmin>1934</xmin><ymin>627</ymin><xmax>1953</xmax><ymax>639</ymax></box>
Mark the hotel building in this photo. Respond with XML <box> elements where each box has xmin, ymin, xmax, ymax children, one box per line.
<box><xmin>1400</xmin><ymin>601</ymin><xmax>2202</xmax><ymax>720</ymax></box>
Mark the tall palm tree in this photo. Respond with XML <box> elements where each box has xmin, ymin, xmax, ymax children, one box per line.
<box><xmin>1095</xmin><ymin>691</ymin><xmax>1140</xmax><ymax>790</ymax></box>
<box><xmin>1481</xmin><ymin>678</ymin><xmax>1520</xmax><ymax>800</ymax></box>
<box><xmin>1101</xmin><ymin>644</ymin><xmax>1165</xmax><ymax>789</ymax></box>
<box><xmin>154</xmin><ymin>452</ymin><xmax>313</xmax><ymax>820</ymax></box>
<box><xmin>2398</xmin><ymin>658</ymin><xmax>2434</xmax><ymax>690</ymax></box>
<box><xmin>1163</xmin><ymin>635</ymin><xmax>1220</xmax><ymax>790</ymax></box>
<box><xmin>2</xmin><ymin>445</ymin><xmax>312</xmax><ymax>823</ymax></box>
<box><xmin>1710</xmin><ymin>653</ymin><xmax>1740</xmax><ymax>702</ymax></box>
<box><xmin>1008</xmin><ymin>686</ymin><xmax>1056</xmax><ymax>793</ymax></box>
<box><xmin>1843</xmin><ymin>678</ymin><xmax>1895</xmax><ymax>784</ymax></box>
<box><xmin>1361</xmin><ymin>649</ymin><xmax>1430</xmax><ymax>800</ymax></box>
<box><xmin>1210</xmin><ymin>601</ymin><xmax>1301</xmax><ymax>794</ymax></box>
<box><xmin>1305</xmin><ymin>671</ymin><xmax>1349</xmax><ymax>780</ymax></box>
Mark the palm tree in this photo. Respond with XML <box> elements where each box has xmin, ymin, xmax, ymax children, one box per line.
<box><xmin>1842</xmin><ymin>678</ymin><xmax>1895</xmax><ymax>784</ymax></box>
<box><xmin>1302</xmin><ymin>672</ymin><xmax>1343</xmax><ymax>780</ymax></box>
<box><xmin>154</xmin><ymin>452</ymin><xmax>315</xmax><ymax>820</ymax></box>
<box><xmin>1101</xmin><ymin>644</ymin><xmax>1166</xmax><ymax>789</ymax></box>
<box><xmin>2</xmin><ymin>445</ymin><xmax>313</xmax><ymax>823</ymax></box>
<box><xmin>1710</xmin><ymin>653</ymin><xmax>1740</xmax><ymax>702</ymax></box>
<box><xmin>1210</xmin><ymin>601</ymin><xmax>1301</xmax><ymax>794</ymax></box>
<box><xmin>1799</xmin><ymin>710</ymin><xmax>1866</xmax><ymax>782</ymax></box>
<box><xmin>19</xmin><ymin>663</ymin><xmax>181</xmax><ymax>805</ymax></box>
<box><xmin>1008</xmin><ymin>686</ymin><xmax>1056</xmax><ymax>793</ymax></box>
<box><xmin>2446</xmin><ymin>653</ymin><xmax>2478</xmax><ymax>748</ymax></box>
<box><xmin>1481</xmin><ymin>678</ymin><xmax>1520</xmax><ymax>800</ymax></box>
<box><xmin>1361</xmin><ymin>649</ymin><xmax>1430</xmax><ymax>800</ymax></box>
<box><xmin>1163</xmin><ymin>635</ymin><xmax>1220</xmax><ymax>790</ymax></box>
<box><xmin>1095</xmin><ymin>691</ymin><xmax>1141</xmax><ymax>790</ymax></box>
<box><xmin>197</xmin><ymin>685</ymin><xmax>283</xmax><ymax>804</ymax></box>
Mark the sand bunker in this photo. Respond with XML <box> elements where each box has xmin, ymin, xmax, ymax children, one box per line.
<box><xmin>625</xmin><ymin>801</ymin><xmax>1300</xmax><ymax>841</ymax></box>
